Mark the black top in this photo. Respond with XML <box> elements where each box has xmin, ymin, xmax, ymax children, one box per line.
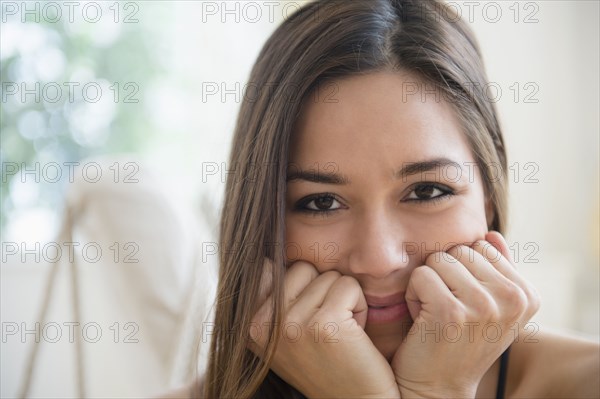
<box><xmin>496</xmin><ymin>345</ymin><xmax>512</xmax><ymax>399</ymax></box>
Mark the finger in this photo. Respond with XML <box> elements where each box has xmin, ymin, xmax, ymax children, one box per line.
<box><xmin>283</xmin><ymin>261</ymin><xmax>320</xmax><ymax>309</ymax></box>
<box><xmin>422</xmin><ymin>251</ymin><xmax>481</xmax><ymax>295</ymax></box>
<box><xmin>251</xmin><ymin>260</ymin><xmax>315</xmax><ymax>350</ymax></box>
<box><xmin>446</xmin><ymin>243</ymin><xmax>530</xmax><ymax>317</ymax></box>
<box><xmin>249</xmin><ymin>294</ymin><xmax>273</xmax><ymax>353</ymax></box>
<box><xmin>445</xmin><ymin>244</ymin><xmax>504</xmax><ymax>283</ymax></box>
<box><xmin>320</xmin><ymin>276</ymin><xmax>368</xmax><ymax>329</ymax></box>
<box><xmin>485</xmin><ymin>231</ymin><xmax>515</xmax><ymax>267</ymax></box>
<box><xmin>471</xmin><ymin>238</ymin><xmax>540</xmax><ymax>319</ymax></box>
<box><xmin>405</xmin><ymin>265</ymin><xmax>458</xmax><ymax>322</ymax></box>
<box><xmin>288</xmin><ymin>270</ymin><xmax>343</xmax><ymax>323</ymax></box>
<box><xmin>471</xmin><ymin>239</ymin><xmax>526</xmax><ymax>286</ymax></box>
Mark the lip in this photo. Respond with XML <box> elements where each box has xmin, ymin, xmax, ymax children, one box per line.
<box><xmin>364</xmin><ymin>292</ymin><xmax>407</xmax><ymax>307</ymax></box>
<box><xmin>364</xmin><ymin>292</ymin><xmax>409</xmax><ymax>324</ymax></box>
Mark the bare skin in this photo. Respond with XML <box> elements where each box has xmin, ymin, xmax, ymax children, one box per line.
<box><xmin>160</xmin><ymin>329</ymin><xmax>600</xmax><ymax>398</ymax></box>
<box><xmin>274</xmin><ymin>70</ymin><xmax>538</xmax><ymax>397</ymax></box>
<box><xmin>158</xmin><ymin>71</ymin><xmax>599</xmax><ymax>399</ymax></box>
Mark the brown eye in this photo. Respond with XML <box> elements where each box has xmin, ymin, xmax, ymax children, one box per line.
<box><xmin>307</xmin><ymin>195</ymin><xmax>337</xmax><ymax>210</ymax></box>
<box><xmin>405</xmin><ymin>183</ymin><xmax>453</xmax><ymax>202</ymax></box>
<box><xmin>414</xmin><ymin>184</ymin><xmax>436</xmax><ymax>199</ymax></box>
<box><xmin>294</xmin><ymin>193</ymin><xmax>344</xmax><ymax>214</ymax></box>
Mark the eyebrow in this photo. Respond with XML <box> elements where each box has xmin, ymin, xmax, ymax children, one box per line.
<box><xmin>286</xmin><ymin>167</ymin><xmax>351</xmax><ymax>184</ymax></box>
<box><xmin>286</xmin><ymin>157</ymin><xmax>463</xmax><ymax>185</ymax></box>
<box><xmin>394</xmin><ymin>158</ymin><xmax>463</xmax><ymax>180</ymax></box>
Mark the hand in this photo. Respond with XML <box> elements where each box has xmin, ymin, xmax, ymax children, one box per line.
<box><xmin>249</xmin><ymin>260</ymin><xmax>400</xmax><ymax>399</ymax></box>
<box><xmin>391</xmin><ymin>231</ymin><xmax>541</xmax><ymax>398</ymax></box>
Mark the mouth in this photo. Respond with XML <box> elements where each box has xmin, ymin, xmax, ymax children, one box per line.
<box><xmin>364</xmin><ymin>292</ymin><xmax>410</xmax><ymax>324</ymax></box>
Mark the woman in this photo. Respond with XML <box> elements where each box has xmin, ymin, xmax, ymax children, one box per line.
<box><xmin>162</xmin><ymin>0</ymin><xmax>599</xmax><ymax>397</ymax></box>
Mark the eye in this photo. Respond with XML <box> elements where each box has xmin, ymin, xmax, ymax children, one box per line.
<box><xmin>404</xmin><ymin>183</ymin><xmax>454</xmax><ymax>203</ymax></box>
<box><xmin>295</xmin><ymin>193</ymin><xmax>344</xmax><ymax>214</ymax></box>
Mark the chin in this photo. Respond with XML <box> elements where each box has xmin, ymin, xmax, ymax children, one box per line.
<box><xmin>378</xmin><ymin>340</ymin><xmax>401</xmax><ymax>363</ymax></box>
<box><xmin>367</xmin><ymin>317</ymin><xmax>414</xmax><ymax>363</ymax></box>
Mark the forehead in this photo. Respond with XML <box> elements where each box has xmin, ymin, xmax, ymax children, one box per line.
<box><xmin>289</xmin><ymin>71</ymin><xmax>475</xmax><ymax>175</ymax></box>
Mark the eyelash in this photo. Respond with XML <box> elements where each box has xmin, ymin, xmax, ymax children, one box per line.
<box><xmin>293</xmin><ymin>183</ymin><xmax>455</xmax><ymax>217</ymax></box>
<box><xmin>405</xmin><ymin>183</ymin><xmax>455</xmax><ymax>205</ymax></box>
<box><xmin>294</xmin><ymin>192</ymin><xmax>341</xmax><ymax>218</ymax></box>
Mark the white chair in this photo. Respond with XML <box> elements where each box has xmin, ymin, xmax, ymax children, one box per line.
<box><xmin>18</xmin><ymin>155</ymin><xmax>217</xmax><ymax>398</ymax></box>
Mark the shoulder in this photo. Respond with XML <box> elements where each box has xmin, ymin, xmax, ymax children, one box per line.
<box><xmin>508</xmin><ymin>327</ymin><xmax>599</xmax><ymax>398</ymax></box>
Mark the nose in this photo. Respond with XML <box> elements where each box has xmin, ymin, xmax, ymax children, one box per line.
<box><xmin>347</xmin><ymin>210</ymin><xmax>410</xmax><ymax>279</ymax></box>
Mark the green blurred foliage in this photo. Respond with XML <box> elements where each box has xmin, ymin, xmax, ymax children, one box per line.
<box><xmin>1</xmin><ymin>2</ymin><xmax>169</xmax><ymax>234</ymax></box>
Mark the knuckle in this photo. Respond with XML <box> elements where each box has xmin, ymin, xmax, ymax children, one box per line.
<box><xmin>475</xmin><ymin>240</ymin><xmax>489</xmax><ymax>249</ymax></box>
<box><xmin>471</xmin><ymin>292</ymin><xmax>499</xmax><ymax>320</ymax></box>
<box><xmin>334</xmin><ymin>274</ymin><xmax>358</xmax><ymax>288</ymax></box>
<box><xmin>482</xmin><ymin>242</ymin><xmax>502</xmax><ymax>262</ymax></box>
<box><xmin>425</xmin><ymin>251</ymin><xmax>445</xmax><ymax>265</ymax></box>
<box><xmin>312</xmin><ymin>308</ymin><xmax>336</xmax><ymax>325</ymax></box>
<box><xmin>530</xmin><ymin>286</ymin><xmax>542</xmax><ymax>313</ymax></box>
<box><xmin>294</xmin><ymin>260</ymin><xmax>319</xmax><ymax>275</ymax></box>
<box><xmin>502</xmin><ymin>284</ymin><xmax>528</xmax><ymax>319</ymax></box>
<box><xmin>322</xmin><ymin>269</ymin><xmax>342</xmax><ymax>281</ymax></box>
<box><xmin>445</xmin><ymin>244</ymin><xmax>459</xmax><ymax>258</ymax></box>
<box><xmin>448</xmin><ymin>245</ymin><xmax>471</xmax><ymax>262</ymax></box>
<box><xmin>476</xmin><ymin>240</ymin><xmax>491</xmax><ymax>250</ymax></box>
<box><xmin>441</xmin><ymin>301</ymin><xmax>466</xmax><ymax>323</ymax></box>
<box><xmin>523</xmin><ymin>284</ymin><xmax>542</xmax><ymax>317</ymax></box>
<box><xmin>459</xmin><ymin>244</ymin><xmax>473</xmax><ymax>258</ymax></box>
<box><xmin>411</xmin><ymin>265</ymin><xmax>434</xmax><ymax>283</ymax></box>
<box><xmin>285</xmin><ymin>261</ymin><xmax>319</xmax><ymax>293</ymax></box>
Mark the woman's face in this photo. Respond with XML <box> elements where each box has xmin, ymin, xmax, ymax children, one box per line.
<box><xmin>285</xmin><ymin>70</ymin><xmax>493</xmax><ymax>361</ymax></box>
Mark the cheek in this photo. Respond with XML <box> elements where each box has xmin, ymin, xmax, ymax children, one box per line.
<box><xmin>284</xmin><ymin>189</ymin><xmax>489</xmax><ymax>270</ymax></box>
<box><xmin>406</xmin><ymin>202</ymin><xmax>489</xmax><ymax>260</ymax></box>
<box><xmin>284</xmin><ymin>219</ymin><xmax>349</xmax><ymax>272</ymax></box>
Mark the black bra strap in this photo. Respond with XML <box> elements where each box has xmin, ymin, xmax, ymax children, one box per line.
<box><xmin>495</xmin><ymin>345</ymin><xmax>512</xmax><ymax>399</ymax></box>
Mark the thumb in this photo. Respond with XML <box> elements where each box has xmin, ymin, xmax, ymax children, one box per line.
<box><xmin>485</xmin><ymin>230</ymin><xmax>515</xmax><ymax>268</ymax></box>
<box><xmin>404</xmin><ymin>280</ymin><xmax>422</xmax><ymax>322</ymax></box>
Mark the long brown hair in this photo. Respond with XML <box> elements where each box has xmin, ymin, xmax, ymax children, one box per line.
<box><xmin>202</xmin><ymin>0</ymin><xmax>508</xmax><ymax>397</ymax></box>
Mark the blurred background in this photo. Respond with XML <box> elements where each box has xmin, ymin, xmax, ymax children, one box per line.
<box><xmin>1</xmin><ymin>0</ymin><xmax>598</xmax><ymax>397</ymax></box>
